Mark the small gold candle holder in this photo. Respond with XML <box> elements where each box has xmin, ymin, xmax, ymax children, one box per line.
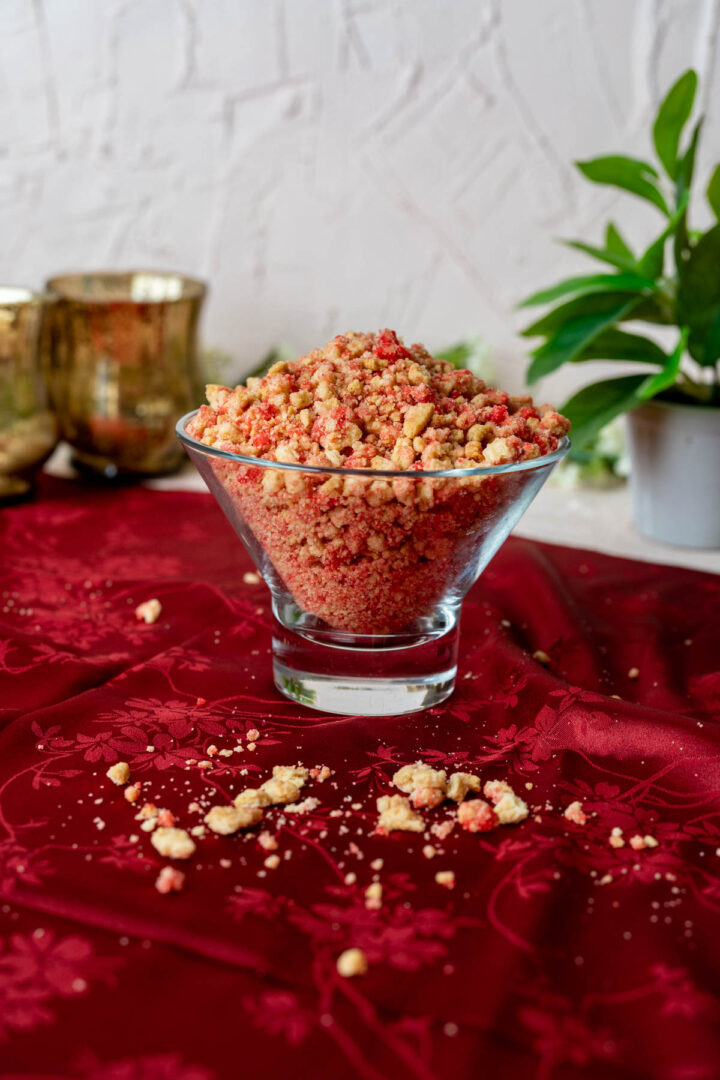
<box><xmin>0</xmin><ymin>287</ymin><xmax>57</xmax><ymax>501</ymax></box>
<box><xmin>46</xmin><ymin>271</ymin><xmax>206</xmax><ymax>478</ymax></box>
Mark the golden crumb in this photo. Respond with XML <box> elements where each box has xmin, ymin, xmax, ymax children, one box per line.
<box><xmin>445</xmin><ymin>772</ymin><xmax>482</xmax><ymax>803</ymax></box>
<box><xmin>264</xmin><ymin>854</ymin><xmax>281</xmax><ymax>869</ymax></box>
<box><xmin>260</xmin><ymin>777</ymin><xmax>302</xmax><ymax>804</ymax></box>
<box><xmin>376</xmin><ymin>794</ymin><xmax>425</xmax><ymax>833</ymax></box>
<box><xmin>272</xmin><ymin>764</ymin><xmax>309</xmax><ymax>787</ymax></box>
<box><xmin>106</xmin><ymin>761</ymin><xmax>130</xmax><ymax>785</ymax></box>
<box><xmin>151</xmin><ymin>827</ymin><xmax>196</xmax><ymax>860</ymax></box>
<box><xmin>336</xmin><ymin>948</ymin><xmax>368</xmax><ymax>978</ymax></box>
<box><xmin>435</xmin><ymin>870</ymin><xmax>455</xmax><ymax>889</ymax></box>
<box><xmin>135</xmin><ymin>599</ymin><xmax>162</xmax><ymax>624</ymax></box>
<box><xmin>233</xmin><ymin>788</ymin><xmax>272</xmax><ymax>809</ymax></box>
<box><xmin>392</xmin><ymin>762</ymin><xmax>447</xmax><ymax>795</ymax></box>
<box><xmin>205</xmin><ymin>805</ymin><xmax>263</xmax><ymax>835</ymax></box>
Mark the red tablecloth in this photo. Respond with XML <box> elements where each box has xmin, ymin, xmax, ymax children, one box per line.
<box><xmin>0</xmin><ymin>478</ymin><xmax>719</xmax><ymax>1080</ymax></box>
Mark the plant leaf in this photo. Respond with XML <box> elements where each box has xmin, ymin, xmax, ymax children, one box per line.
<box><xmin>562</xmin><ymin>239</ymin><xmax>636</xmax><ymax>271</ymax></box>
<box><xmin>526</xmin><ymin>299</ymin><xmax>640</xmax><ymax>383</ymax></box>
<box><xmin>677</xmin><ymin>222</ymin><xmax>720</xmax><ymax>365</ymax></box>
<box><xmin>652</xmin><ymin>69</ymin><xmax>698</xmax><ymax>178</ymax></box>
<box><xmin>606</xmin><ymin>223</ymin><xmax>635</xmax><ymax>260</ymax></box>
<box><xmin>676</xmin><ymin>117</ymin><xmax>703</xmax><ymax>199</ymax></box>
<box><xmin>637</xmin><ymin>328</ymin><xmax>688</xmax><ymax>399</ymax></box>
<box><xmin>576</xmin><ymin>328</ymin><xmax>667</xmax><ymax>365</ymax></box>
<box><xmin>560</xmin><ymin>374</ymin><xmax>647</xmax><ymax>448</ymax></box>
<box><xmin>518</xmin><ymin>272</ymin><xmax>655</xmax><ymax>308</ymax></box>
<box><xmin>707</xmin><ymin>164</ymin><xmax>720</xmax><ymax>219</ymax></box>
<box><xmin>576</xmin><ymin>156</ymin><xmax>669</xmax><ymax>215</ymax></box>
<box><xmin>522</xmin><ymin>292</ymin><xmax>644</xmax><ymax>338</ymax></box>
<box><xmin>638</xmin><ymin>196</ymin><xmax>689</xmax><ymax>277</ymax></box>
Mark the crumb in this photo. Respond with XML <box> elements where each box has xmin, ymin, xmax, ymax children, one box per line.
<box><xmin>207</xmin><ymin>745</ymin><xmax>218</xmax><ymax>757</ymax></box>
<box><xmin>196</xmin><ymin>697</ymin><xmax>207</xmax><ymax>706</ymax></box>
<box><xmin>564</xmin><ymin>801</ymin><xmax>587</xmax><ymax>826</ymax></box>
<box><xmin>272</xmin><ymin>764</ymin><xmax>309</xmax><ymax>787</ymax></box>
<box><xmin>365</xmin><ymin>882</ymin><xmax>382</xmax><ymax>910</ymax></box>
<box><xmin>435</xmin><ymin>870</ymin><xmax>455</xmax><ymax>889</ymax></box>
<box><xmin>190</xmin><ymin>825</ymin><xmax>206</xmax><ymax>838</ymax></box>
<box><xmin>220</xmin><ymin>858</ymin><xmax>232</xmax><ymax>868</ymax></box>
<box><xmin>533</xmin><ymin>649</ymin><xmax>551</xmax><ymax>665</ymax></box>
<box><xmin>188</xmin><ymin>802</ymin><xmax>201</xmax><ymax>813</ymax></box>
<box><xmin>370</xmin><ymin>858</ymin><xmax>384</xmax><ymax>871</ymax></box>
<box><xmin>445</xmin><ymin>772</ymin><xmax>482</xmax><ymax>803</ymax></box>
<box><xmin>135</xmin><ymin>803</ymin><xmax>158</xmax><ymax>821</ymax></box>
<box><xmin>243</xmin><ymin>572</ymin><xmax>261</xmax><ymax>585</ymax></box>
<box><xmin>157</xmin><ymin>809</ymin><xmax>176</xmax><ymax>828</ymax></box>
<box><xmin>411</xmin><ymin>786</ymin><xmax>445</xmax><ymax>810</ymax></box>
<box><xmin>422</xmin><ymin>845</ymin><xmax>436</xmax><ymax>859</ymax></box>
<box><xmin>431</xmin><ymin>820</ymin><xmax>455</xmax><ymax>840</ymax></box>
<box><xmin>628</xmin><ymin>667</ymin><xmax>640</xmax><ymax>680</ymax></box>
<box><xmin>493</xmin><ymin>792</ymin><xmax>529</xmax><ymax>825</ymax></box>
<box><xmin>234</xmin><ymin>788</ymin><xmax>272</xmax><ymax>809</ymax></box>
<box><xmin>393</xmin><ymin>762</ymin><xmax>447</xmax><ymax>795</ymax></box>
<box><xmin>344</xmin><ymin>872</ymin><xmax>357</xmax><ymax>885</ymax></box>
<box><xmin>629</xmin><ymin>834</ymin><xmax>659</xmax><ymax>851</ymax></box>
<box><xmin>264</xmin><ymin>854</ymin><xmax>281</xmax><ymax>870</ymax></box>
<box><xmin>140</xmin><ymin>819</ymin><xmax>157</xmax><ymax>833</ymax></box>
<box><xmin>151</xmin><ymin>827</ymin><xmax>196</xmax><ymax>860</ymax></box>
<box><xmin>205</xmin><ymin>805</ymin><xmax>263</xmax><ymax>835</ymax></box>
<box><xmin>106</xmin><ymin>761</ymin><xmax>130</xmax><ymax>786</ymax></box>
<box><xmin>135</xmin><ymin>599</ymin><xmax>162</xmax><ymax>624</ymax></box>
<box><xmin>260</xmin><ymin>777</ymin><xmax>302</xmax><ymax>804</ymax></box>
<box><xmin>609</xmin><ymin>827</ymin><xmax>625</xmax><ymax>849</ymax></box>
<box><xmin>198</xmin><ymin>760</ymin><xmax>213</xmax><ymax>770</ymax></box>
<box><xmin>376</xmin><ymin>794</ymin><xmax>425</xmax><ymax>834</ymax></box>
<box><xmin>155</xmin><ymin>866</ymin><xmax>185</xmax><ymax>894</ymax></box>
<box><xmin>124</xmin><ymin>784</ymin><xmax>141</xmax><ymax>804</ymax></box>
<box><xmin>258</xmin><ymin>831</ymin><xmax>278</xmax><ymax>852</ymax></box>
<box><xmin>599</xmin><ymin>874</ymin><xmax>613</xmax><ymax>886</ymax></box>
<box><xmin>525</xmin><ymin>782</ymin><xmax>533</xmax><ymax>791</ymax></box>
<box><xmin>285</xmin><ymin>797</ymin><xmax>320</xmax><ymax>814</ymax></box>
<box><xmin>336</xmin><ymin>948</ymin><xmax>367</xmax><ymax>978</ymax></box>
<box><xmin>457</xmin><ymin>799</ymin><xmax>497</xmax><ymax>833</ymax></box>
<box><xmin>311</xmin><ymin>765</ymin><xmax>332</xmax><ymax>782</ymax></box>
<box><xmin>246</xmin><ymin>728</ymin><xmax>260</xmax><ymax>741</ymax></box>
<box><xmin>218</xmin><ymin>749</ymin><xmax>233</xmax><ymax>758</ymax></box>
<box><xmin>483</xmin><ymin>780</ymin><xmax>513</xmax><ymax>803</ymax></box>
<box><xmin>246</xmin><ymin>742</ymin><xmax>257</xmax><ymax>752</ymax></box>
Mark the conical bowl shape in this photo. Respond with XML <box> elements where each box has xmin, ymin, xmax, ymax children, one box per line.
<box><xmin>177</xmin><ymin>411</ymin><xmax>569</xmax><ymax>637</ymax></box>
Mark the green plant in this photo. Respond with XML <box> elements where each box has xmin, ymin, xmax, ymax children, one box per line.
<box><xmin>520</xmin><ymin>68</ymin><xmax>720</xmax><ymax>448</ymax></box>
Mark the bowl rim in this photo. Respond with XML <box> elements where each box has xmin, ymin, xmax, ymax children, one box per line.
<box><xmin>176</xmin><ymin>409</ymin><xmax>571</xmax><ymax>480</ymax></box>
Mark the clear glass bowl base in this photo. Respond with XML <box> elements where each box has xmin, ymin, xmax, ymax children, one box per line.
<box><xmin>271</xmin><ymin>600</ymin><xmax>460</xmax><ymax>717</ymax></box>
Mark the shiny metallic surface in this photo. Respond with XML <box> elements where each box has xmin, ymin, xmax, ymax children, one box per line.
<box><xmin>0</xmin><ymin>288</ymin><xmax>57</xmax><ymax>500</ymax></box>
<box><xmin>46</xmin><ymin>271</ymin><xmax>206</xmax><ymax>478</ymax></box>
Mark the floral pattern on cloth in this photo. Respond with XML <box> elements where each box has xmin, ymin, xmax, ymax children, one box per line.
<box><xmin>0</xmin><ymin>476</ymin><xmax>718</xmax><ymax>1080</ymax></box>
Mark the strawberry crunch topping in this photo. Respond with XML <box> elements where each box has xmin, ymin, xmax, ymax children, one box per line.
<box><xmin>190</xmin><ymin>329</ymin><xmax>568</xmax><ymax>471</ymax></box>
<box><xmin>188</xmin><ymin>330</ymin><xmax>570</xmax><ymax>633</ymax></box>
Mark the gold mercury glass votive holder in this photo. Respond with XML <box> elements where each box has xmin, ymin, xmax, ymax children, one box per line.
<box><xmin>0</xmin><ymin>287</ymin><xmax>57</xmax><ymax>501</ymax></box>
<box><xmin>46</xmin><ymin>271</ymin><xmax>206</xmax><ymax>478</ymax></box>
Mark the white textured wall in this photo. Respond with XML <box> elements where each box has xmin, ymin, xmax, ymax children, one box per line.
<box><xmin>1</xmin><ymin>0</ymin><xmax>719</xmax><ymax>402</ymax></box>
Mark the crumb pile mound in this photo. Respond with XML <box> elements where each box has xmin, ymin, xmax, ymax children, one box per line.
<box><xmin>188</xmin><ymin>330</ymin><xmax>569</xmax><ymax>633</ymax></box>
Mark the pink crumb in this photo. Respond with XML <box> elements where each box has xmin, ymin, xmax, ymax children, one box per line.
<box><xmin>457</xmin><ymin>800</ymin><xmax>497</xmax><ymax>833</ymax></box>
<box><xmin>155</xmin><ymin>866</ymin><xmax>186</xmax><ymax>894</ymax></box>
<box><xmin>411</xmin><ymin>786</ymin><xmax>446</xmax><ymax>810</ymax></box>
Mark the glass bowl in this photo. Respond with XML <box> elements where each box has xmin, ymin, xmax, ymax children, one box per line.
<box><xmin>177</xmin><ymin>410</ymin><xmax>569</xmax><ymax>716</ymax></box>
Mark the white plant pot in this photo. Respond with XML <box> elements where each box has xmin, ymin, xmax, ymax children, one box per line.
<box><xmin>627</xmin><ymin>398</ymin><xmax>720</xmax><ymax>549</ymax></box>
